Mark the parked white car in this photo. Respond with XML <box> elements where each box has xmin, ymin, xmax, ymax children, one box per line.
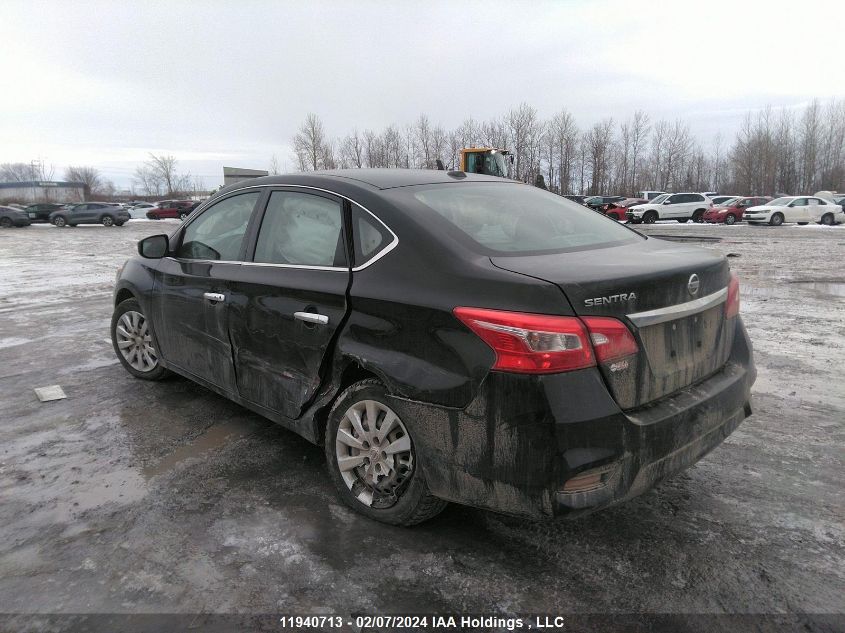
<box><xmin>627</xmin><ymin>192</ymin><xmax>712</xmax><ymax>223</ymax></box>
<box><xmin>128</xmin><ymin>202</ymin><xmax>155</xmax><ymax>219</ymax></box>
<box><xmin>743</xmin><ymin>196</ymin><xmax>845</xmax><ymax>226</ymax></box>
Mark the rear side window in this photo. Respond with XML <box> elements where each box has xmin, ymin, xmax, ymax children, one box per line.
<box><xmin>351</xmin><ymin>205</ymin><xmax>392</xmax><ymax>266</ymax></box>
<box><xmin>178</xmin><ymin>191</ymin><xmax>260</xmax><ymax>260</ymax></box>
<box><xmin>253</xmin><ymin>191</ymin><xmax>346</xmax><ymax>267</ymax></box>
<box><xmin>407</xmin><ymin>183</ymin><xmax>640</xmax><ymax>255</ymax></box>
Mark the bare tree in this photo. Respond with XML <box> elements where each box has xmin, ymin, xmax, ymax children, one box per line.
<box><xmin>585</xmin><ymin>118</ymin><xmax>615</xmax><ymax>194</ymax></box>
<box><xmin>340</xmin><ymin>130</ymin><xmax>365</xmax><ymax>168</ymax></box>
<box><xmin>133</xmin><ymin>153</ymin><xmax>192</xmax><ymax>196</ymax></box>
<box><xmin>293</xmin><ymin>113</ymin><xmax>329</xmax><ymax>171</ymax></box>
<box><xmin>64</xmin><ymin>166</ymin><xmax>102</xmax><ymax>199</ymax></box>
<box><xmin>0</xmin><ymin>163</ymin><xmax>35</xmax><ymax>182</ymax></box>
<box><xmin>628</xmin><ymin>110</ymin><xmax>650</xmax><ymax>192</ymax></box>
<box><xmin>269</xmin><ymin>154</ymin><xmax>282</xmax><ymax>175</ymax></box>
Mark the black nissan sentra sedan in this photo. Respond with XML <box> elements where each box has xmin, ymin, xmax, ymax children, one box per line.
<box><xmin>111</xmin><ymin>169</ymin><xmax>755</xmax><ymax>525</ymax></box>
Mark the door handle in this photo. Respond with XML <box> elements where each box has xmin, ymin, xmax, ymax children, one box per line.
<box><xmin>203</xmin><ymin>292</ymin><xmax>226</xmax><ymax>303</ymax></box>
<box><xmin>294</xmin><ymin>311</ymin><xmax>329</xmax><ymax>325</ymax></box>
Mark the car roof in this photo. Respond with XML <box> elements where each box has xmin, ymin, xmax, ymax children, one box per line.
<box><xmin>219</xmin><ymin>169</ymin><xmax>514</xmax><ymax>195</ymax></box>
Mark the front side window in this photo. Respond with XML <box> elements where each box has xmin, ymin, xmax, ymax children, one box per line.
<box><xmin>253</xmin><ymin>191</ymin><xmax>346</xmax><ymax>267</ymax></box>
<box><xmin>651</xmin><ymin>194</ymin><xmax>669</xmax><ymax>204</ymax></box>
<box><xmin>789</xmin><ymin>198</ymin><xmax>807</xmax><ymax>207</ymax></box>
<box><xmin>407</xmin><ymin>182</ymin><xmax>641</xmax><ymax>255</ymax></box>
<box><xmin>177</xmin><ymin>191</ymin><xmax>260</xmax><ymax>260</ymax></box>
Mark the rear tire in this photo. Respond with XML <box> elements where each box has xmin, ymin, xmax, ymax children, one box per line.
<box><xmin>692</xmin><ymin>209</ymin><xmax>705</xmax><ymax>222</ymax></box>
<box><xmin>111</xmin><ymin>298</ymin><xmax>171</xmax><ymax>381</ymax></box>
<box><xmin>101</xmin><ymin>216</ymin><xmax>114</xmax><ymax>227</ymax></box>
<box><xmin>179</xmin><ymin>212</ymin><xmax>188</xmax><ymax>221</ymax></box>
<box><xmin>643</xmin><ymin>211</ymin><xmax>658</xmax><ymax>224</ymax></box>
<box><xmin>324</xmin><ymin>379</ymin><xmax>447</xmax><ymax>526</ymax></box>
<box><xmin>725</xmin><ymin>214</ymin><xmax>737</xmax><ymax>225</ymax></box>
<box><xmin>770</xmin><ymin>213</ymin><xmax>784</xmax><ymax>226</ymax></box>
<box><xmin>819</xmin><ymin>213</ymin><xmax>834</xmax><ymax>226</ymax></box>
<box><xmin>0</xmin><ymin>217</ymin><xmax>12</xmax><ymax>228</ymax></box>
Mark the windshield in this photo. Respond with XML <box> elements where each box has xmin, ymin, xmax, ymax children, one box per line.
<box><xmin>768</xmin><ymin>197</ymin><xmax>792</xmax><ymax>206</ymax></box>
<box><xmin>718</xmin><ymin>197</ymin><xmax>739</xmax><ymax>206</ymax></box>
<box><xmin>650</xmin><ymin>194</ymin><xmax>669</xmax><ymax>204</ymax></box>
<box><xmin>406</xmin><ymin>183</ymin><xmax>642</xmax><ymax>255</ymax></box>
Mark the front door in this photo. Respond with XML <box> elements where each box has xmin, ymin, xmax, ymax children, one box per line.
<box><xmin>152</xmin><ymin>190</ymin><xmax>263</xmax><ymax>392</ymax></box>
<box><xmin>786</xmin><ymin>198</ymin><xmax>807</xmax><ymax>222</ymax></box>
<box><xmin>227</xmin><ymin>189</ymin><xmax>350</xmax><ymax>419</ymax></box>
<box><xmin>663</xmin><ymin>194</ymin><xmax>684</xmax><ymax>219</ymax></box>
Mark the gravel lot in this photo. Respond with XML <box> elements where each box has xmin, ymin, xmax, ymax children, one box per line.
<box><xmin>0</xmin><ymin>220</ymin><xmax>842</xmax><ymax>629</ymax></box>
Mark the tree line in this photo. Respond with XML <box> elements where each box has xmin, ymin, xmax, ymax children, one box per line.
<box><xmin>0</xmin><ymin>154</ymin><xmax>204</xmax><ymax>199</ymax></box>
<box><xmin>290</xmin><ymin>99</ymin><xmax>845</xmax><ymax>196</ymax></box>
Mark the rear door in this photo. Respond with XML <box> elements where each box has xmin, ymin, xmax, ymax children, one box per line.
<box><xmin>807</xmin><ymin>197</ymin><xmax>824</xmax><ymax>221</ymax></box>
<box><xmin>152</xmin><ymin>189</ymin><xmax>264</xmax><ymax>392</ymax></box>
<box><xmin>226</xmin><ymin>188</ymin><xmax>351</xmax><ymax>419</ymax></box>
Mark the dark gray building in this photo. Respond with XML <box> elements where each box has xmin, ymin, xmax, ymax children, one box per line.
<box><xmin>0</xmin><ymin>180</ymin><xmax>86</xmax><ymax>203</ymax></box>
<box><xmin>223</xmin><ymin>167</ymin><xmax>269</xmax><ymax>187</ymax></box>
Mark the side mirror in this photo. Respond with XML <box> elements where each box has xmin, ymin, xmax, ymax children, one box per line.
<box><xmin>663</xmin><ymin>200</ymin><xmax>671</xmax><ymax>205</ymax></box>
<box><xmin>138</xmin><ymin>234</ymin><xmax>169</xmax><ymax>259</ymax></box>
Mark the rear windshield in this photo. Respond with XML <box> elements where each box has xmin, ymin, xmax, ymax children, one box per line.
<box><xmin>406</xmin><ymin>183</ymin><xmax>642</xmax><ymax>255</ymax></box>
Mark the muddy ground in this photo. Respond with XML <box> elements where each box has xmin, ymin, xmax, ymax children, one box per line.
<box><xmin>0</xmin><ymin>220</ymin><xmax>842</xmax><ymax>629</ymax></box>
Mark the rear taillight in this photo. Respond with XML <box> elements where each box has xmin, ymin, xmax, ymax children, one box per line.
<box><xmin>453</xmin><ymin>307</ymin><xmax>595</xmax><ymax>373</ymax></box>
<box><xmin>581</xmin><ymin>317</ymin><xmax>639</xmax><ymax>363</ymax></box>
<box><xmin>453</xmin><ymin>308</ymin><xmax>641</xmax><ymax>375</ymax></box>
<box><xmin>726</xmin><ymin>272</ymin><xmax>740</xmax><ymax>318</ymax></box>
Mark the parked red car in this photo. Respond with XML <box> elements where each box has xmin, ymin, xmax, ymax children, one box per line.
<box><xmin>603</xmin><ymin>198</ymin><xmax>646</xmax><ymax>221</ymax></box>
<box><xmin>703</xmin><ymin>196</ymin><xmax>772</xmax><ymax>225</ymax></box>
<box><xmin>146</xmin><ymin>200</ymin><xmax>195</xmax><ymax>220</ymax></box>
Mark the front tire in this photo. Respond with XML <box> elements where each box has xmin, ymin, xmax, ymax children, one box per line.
<box><xmin>643</xmin><ymin>211</ymin><xmax>658</xmax><ymax>224</ymax></box>
<box><xmin>111</xmin><ymin>298</ymin><xmax>170</xmax><ymax>380</ymax></box>
<box><xmin>725</xmin><ymin>214</ymin><xmax>737</xmax><ymax>225</ymax></box>
<box><xmin>0</xmin><ymin>217</ymin><xmax>12</xmax><ymax>228</ymax></box>
<box><xmin>325</xmin><ymin>379</ymin><xmax>447</xmax><ymax>526</ymax></box>
<box><xmin>770</xmin><ymin>213</ymin><xmax>784</xmax><ymax>226</ymax></box>
<box><xmin>101</xmin><ymin>215</ymin><xmax>114</xmax><ymax>226</ymax></box>
<box><xmin>53</xmin><ymin>216</ymin><xmax>67</xmax><ymax>227</ymax></box>
<box><xmin>179</xmin><ymin>212</ymin><xmax>188</xmax><ymax>221</ymax></box>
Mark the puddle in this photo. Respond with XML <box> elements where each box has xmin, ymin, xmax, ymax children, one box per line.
<box><xmin>142</xmin><ymin>420</ymin><xmax>255</xmax><ymax>478</ymax></box>
<box><xmin>788</xmin><ymin>281</ymin><xmax>845</xmax><ymax>297</ymax></box>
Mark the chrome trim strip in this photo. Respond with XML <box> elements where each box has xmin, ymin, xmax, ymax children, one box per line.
<box><xmin>627</xmin><ymin>287</ymin><xmax>727</xmax><ymax>327</ymax></box>
<box><xmin>182</xmin><ymin>183</ymin><xmax>399</xmax><ymax>272</ymax></box>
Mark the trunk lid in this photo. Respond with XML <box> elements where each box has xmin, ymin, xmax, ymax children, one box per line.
<box><xmin>491</xmin><ymin>238</ymin><xmax>735</xmax><ymax>409</ymax></box>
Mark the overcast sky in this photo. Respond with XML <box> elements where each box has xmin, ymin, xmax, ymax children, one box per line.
<box><xmin>2</xmin><ymin>0</ymin><xmax>843</xmax><ymax>189</ymax></box>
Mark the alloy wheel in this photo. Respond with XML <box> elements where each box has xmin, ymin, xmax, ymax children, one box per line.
<box><xmin>335</xmin><ymin>400</ymin><xmax>414</xmax><ymax>508</ymax></box>
<box><xmin>54</xmin><ymin>216</ymin><xmax>66</xmax><ymax>227</ymax></box>
<box><xmin>102</xmin><ymin>216</ymin><xmax>114</xmax><ymax>226</ymax></box>
<box><xmin>115</xmin><ymin>310</ymin><xmax>158</xmax><ymax>372</ymax></box>
<box><xmin>725</xmin><ymin>214</ymin><xmax>736</xmax><ymax>225</ymax></box>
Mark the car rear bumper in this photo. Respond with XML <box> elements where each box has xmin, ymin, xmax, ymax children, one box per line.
<box><xmin>391</xmin><ymin>318</ymin><xmax>755</xmax><ymax>519</ymax></box>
